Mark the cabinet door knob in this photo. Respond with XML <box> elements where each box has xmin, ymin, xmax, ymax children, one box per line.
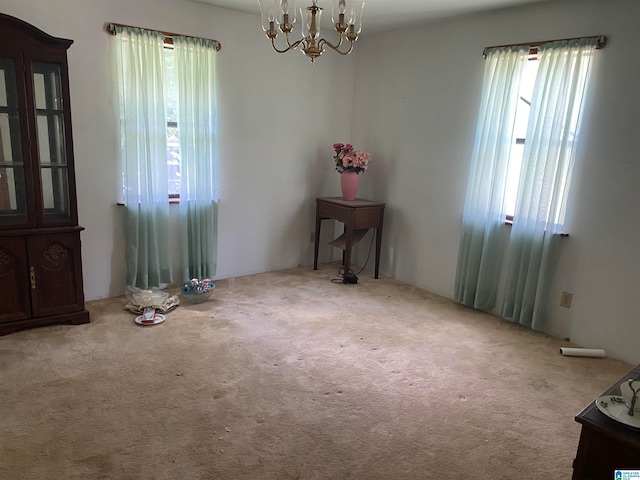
<box><xmin>29</xmin><ymin>266</ymin><xmax>36</xmax><ymax>290</ymax></box>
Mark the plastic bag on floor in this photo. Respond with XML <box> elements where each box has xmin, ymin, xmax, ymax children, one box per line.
<box><xmin>124</xmin><ymin>285</ymin><xmax>180</xmax><ymax>314</ymax></box>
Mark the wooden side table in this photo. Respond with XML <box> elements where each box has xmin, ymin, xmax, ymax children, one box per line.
<box><xmin>314</xmin><ymin>197</ymin><xmax>385</xmax><ymax>283</ymax></box>
<box><xmin>572</xmin><ymin>364</ymin><xmax>640</xmax><ymax>479</ymax></box>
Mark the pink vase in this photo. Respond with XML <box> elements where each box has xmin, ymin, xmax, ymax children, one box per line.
<box><xmin>340</xmin><ymin>171</ymin><xmax>360</xmax><ymax>201</ymax></box>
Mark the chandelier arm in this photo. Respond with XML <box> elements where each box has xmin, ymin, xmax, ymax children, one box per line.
<box><xmin>318</xmin><ymin>33</ymin><xmax>344</xmax><ymax>51</ymax></box>
<box><xmin>319</xmin><ymin>37</ymin><xmax>354</xmax><ymax>56</ymax></box>
<box><xmin>271</xmin><ymin>36</ymin><xmax>305</xmax><ymax>54</ymax></box>
<box><xmin>284</xmin><ymin>32</ymin><xmax>304</xmax><ymax>49</ymax></box>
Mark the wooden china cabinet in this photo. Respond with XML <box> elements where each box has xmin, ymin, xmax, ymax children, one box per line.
<box><xmin>0</xmin><ymin>13</ymin><xmax>89</xmax><ymax>334</ymax></box>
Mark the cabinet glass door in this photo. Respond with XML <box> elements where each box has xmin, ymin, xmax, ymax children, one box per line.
<box><xmin>33</xmin><ymin>61</ymin><xmax>71</xmax><ymax>222</ymax></box>
<box><xmin>0</xmin><ymin>58</ymin><xmax>28</xmax><ymax>225</ymax></box>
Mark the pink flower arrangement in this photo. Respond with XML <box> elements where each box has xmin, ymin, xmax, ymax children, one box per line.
<box><xmin>333</xmin><ymin>143</ymin><xmax>371</xmax><ymax>174</ymax></box>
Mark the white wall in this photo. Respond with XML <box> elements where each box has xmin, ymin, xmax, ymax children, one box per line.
<box><xmin>1</xmin><ymin>0</ymin><xmax>354</xmax><ymax>298</ymax></box>
<box><xmin>351</xmin><ymin>0</ymin><xmax>640</xmax><ymax>364</ymax></box>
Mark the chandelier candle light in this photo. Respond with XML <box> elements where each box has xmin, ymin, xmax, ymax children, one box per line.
<box><xmin>258</xmin><ymin>0</ymin><xmax>364</xmax><ymax>63</ymax></box>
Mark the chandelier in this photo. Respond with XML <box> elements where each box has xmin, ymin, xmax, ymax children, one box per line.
<box><xmin>258</xmin><ymin>0</ymin><xmax>364</xmax><ymax>63</ymax></box>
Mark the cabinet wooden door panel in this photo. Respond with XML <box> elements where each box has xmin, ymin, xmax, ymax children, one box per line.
<box><xmin>0</xmin><ymin>236</ymin><xmax>30</xmax><ymax>323</ymax></box>
<box><xmin>28</xmin><ymin>232</ymin><xmax>84</xmax><ymax>317</ymax></box>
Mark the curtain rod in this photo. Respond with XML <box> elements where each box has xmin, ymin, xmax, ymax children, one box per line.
<box><xmin>483</xmin><ymin>34</ymin><xmax>607</xmax><ymax>58</ymax></box>
<box><xmin>106</xmin><ymin>22</ymin><xmax>221</xmax><ymax>51</ymax></box>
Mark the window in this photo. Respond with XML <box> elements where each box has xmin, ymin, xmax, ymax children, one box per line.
<box><xmin>116</xmin><ymin>38</ymin><xmax>183</xmax><ymax>202</ymax></box>
<box><xmin>456</xmin><ymin>38</ymin><xmax>602</xmax><ymax>328</ymax></box>
<box><xmin>502</xmin><ymin>47</ymin><xmax>593</xmax><ymax>225</ymax></box>
<box><xmin>113</xmin><ymin>25</ymin><xmax>220</xmax><ymax>288</ymax></box>
<box><xmin>504</xmin><ymin>56</ymin><xmax>538</xmax><ymax>220</ymax></box>
<box><xmin>164</xmin><ymin>46</ymin><xmax>181</xmax><ymax>199</ymax></box>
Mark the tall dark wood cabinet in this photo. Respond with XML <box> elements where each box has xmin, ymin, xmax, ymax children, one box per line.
<box><xmin>0</xmin><ymin>13</ymin><xmax>89</xmax><ymax>334</ymax></box>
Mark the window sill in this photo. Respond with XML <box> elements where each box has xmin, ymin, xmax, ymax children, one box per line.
<box><xmin>504</xmin><ymin>216</ymin><xmax>569</xmax><ymax>237</ymax></box>
<box><xmin>116</xmin><ymin>199</ymin><xmax>180</xmax><ymax>206</ymax></box>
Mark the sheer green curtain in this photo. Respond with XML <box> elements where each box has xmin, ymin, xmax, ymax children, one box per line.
<box><xmin>173</xmin><ymin>36</ymin><xmax>219</xmax><ymax>281</ymax></box>
<box><xmin>115</xmin><ymin>27</ymin><xmax>173</xmax><ymax>289</ymax></box>
<box><xmin>455</xmin><ymin>46</ymin><xmax>529</xmax><ymax>310</ymax></box>
<box><xmin>501</xmin><ymin>38</ymin><xmax>599</xmax><ymax>329</ymax></box>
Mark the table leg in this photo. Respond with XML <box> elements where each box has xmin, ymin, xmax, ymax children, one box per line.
<box><xmin>343</xmin><ymin>223</ymin><xmax>353</xmax><ymax>283</ymax></box>
<box><xmin>314</xmin><ymin>205</ymin><xmax>321</xmax><ymax>271</ymax></box>
<box><xmin>374</xmin><ymin>209</ymin><xmax>384</xmax><ymax>279</ymax></box>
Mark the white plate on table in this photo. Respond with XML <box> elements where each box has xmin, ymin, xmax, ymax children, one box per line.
<box><xmin>595</xmin><ymin>395</ymin><xmax>640</xmax><ymax>430</ymax></box>
<box><xmin>134</xmin><ymin>313</ymin><xmax>166</xmax><ymax>326</ymax></box>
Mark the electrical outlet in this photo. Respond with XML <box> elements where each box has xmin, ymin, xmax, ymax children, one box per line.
<box><xmin>560</xmin><ymin>291</ymin><xmax>573</xmax><ymax>309</ymax></box>
<box><xmin>309</xmin><ymin>232</ymin><xmax>315</xmax><ymax>244</ymax></box>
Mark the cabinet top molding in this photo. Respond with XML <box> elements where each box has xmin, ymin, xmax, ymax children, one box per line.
<box><xmin>0</xmin><ymin>13</ymin><xmax>73</xmax><ymax>49</ymax></box>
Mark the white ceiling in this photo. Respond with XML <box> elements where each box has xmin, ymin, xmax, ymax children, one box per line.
<box><xmin>187</xmin><ymin>0</ymin><xmax>555</xmax><ymax>31</ymax></box>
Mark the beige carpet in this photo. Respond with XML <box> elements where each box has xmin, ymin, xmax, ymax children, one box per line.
<box><xmin>0</xmin><ymin>264</ymin><xmax>633</xmax><ymax>480</ymax></box>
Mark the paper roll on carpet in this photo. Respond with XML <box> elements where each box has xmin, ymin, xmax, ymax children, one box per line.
<box><xmin>559</xmin><ymin>347</ymin><xmax>606</xmax><ymax>358</ymax></box>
